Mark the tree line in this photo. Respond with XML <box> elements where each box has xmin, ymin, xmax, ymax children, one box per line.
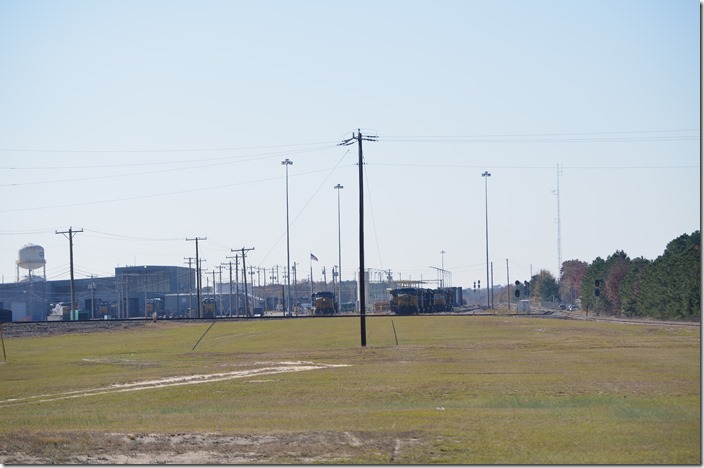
<box><xmin>524</xmin><ymin>231</ymin><xmax>700</xmax><ymax>320</ymax></box>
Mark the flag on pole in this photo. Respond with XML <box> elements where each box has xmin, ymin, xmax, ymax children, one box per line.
<box><xmin>310</xmin><ymin>253</ymin><xmax>318</xmax><ymax>262</ymax></box>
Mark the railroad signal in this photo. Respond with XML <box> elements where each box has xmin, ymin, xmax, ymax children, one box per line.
<box><xmin>514</xmin><ymin>280</ymin><xmax>521</xmax><ymax>298</ymax></box>
<box><xmin>594</xmin><ymin>278</ymin><xmax>602</xmax><ymax>297</ymax></box>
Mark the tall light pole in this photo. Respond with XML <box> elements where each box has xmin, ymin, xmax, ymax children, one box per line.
<box><xmin>334</xmin><ymin>183</ymin><xmax>344</xmax><ymax>306</ymax></box>
<box><xmin>440</xmin><ymin>250</ymin><xmax>446</xmax><ymax>288</ymax></box>
<box><xmin>482</xmin><ymin>171</ymin><xmax>491</xmax><ymax>309</ymax></box>
<box><xmin>282</xmin><ymin>158</ymin><xmax>293</xmax><ymax>316</ymax></box>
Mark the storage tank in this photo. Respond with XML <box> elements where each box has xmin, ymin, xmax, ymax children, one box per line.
<box><xmin>17</xmin><ymin>243</ymin><xmax>46</xmax><ymax>271</ymax></box>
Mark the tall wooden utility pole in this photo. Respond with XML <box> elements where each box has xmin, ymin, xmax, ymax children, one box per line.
<box><xmin>232</xmin><ymin>247</ymin><xmax>254</xmax><ymax>316</ymax></box>
<box><xmin>184</xmin><ymin>257</ymin><xmax>195</xmax><ymax>316</ymax></box>
<box><xmin>186</xmin><ymin>237</ymin><xmax>206</xmax><ymax>318</ymax></box>
<box><xmin>222</xmin><ymin>261</ymin><xmax>233</xmax><ymax>316</ymax></box>
<box><xmin>55</xmin><ymin>227</ymin><xmax>83</xmax><ymax>316</ymax></box>
<box><xmin>339</xmin><ymin>129</ymin><xmax>378</xmax><ymax>347</ymax></box>
<box><xmin>226</xmin><ymin>254</ymin><xmax>240</xmax><ymax>316</ymax></box>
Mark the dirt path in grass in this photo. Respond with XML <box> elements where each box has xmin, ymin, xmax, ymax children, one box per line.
<box><xmin>0</xmin><ymin>361</ymin><xmax>349</xmax><ymax>407</ymax></box>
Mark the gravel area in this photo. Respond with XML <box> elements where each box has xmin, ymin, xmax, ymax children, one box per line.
<box><xmin>0</xmin><ymin>319</ymin><xmax>151</xmax><ymax>338</ymax></box>
<box><xmin>1</xmin><ymin>311</ymin><xmax>696</xmax><ymax>340</ymax></box>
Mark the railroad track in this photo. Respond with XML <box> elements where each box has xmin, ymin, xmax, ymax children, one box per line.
<box><xmin>2</xmin><ymin>310</ymin><xmax>697</xmax><ymax>339</ymax></box>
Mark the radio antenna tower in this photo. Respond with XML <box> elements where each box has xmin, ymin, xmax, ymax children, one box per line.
<box><xmin>555</xmin><ymin>163</ymin><xmax>563</xmax><ymax>286</ymax></box>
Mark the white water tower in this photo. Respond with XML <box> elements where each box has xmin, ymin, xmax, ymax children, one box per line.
<box><xmin>16</xmin><ymin>243</ymin><xmax>46</xmax><ymax>282</ymax></box>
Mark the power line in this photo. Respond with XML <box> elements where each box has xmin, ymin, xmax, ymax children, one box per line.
<box><xmin>0</xmin><ymin>163</ymin><xmax>357</xmax><ymax>214</ymax></box>
<box><xmin>363</xmin><ymin>161</ymin><xmax>383</xmax><ymax>271</ymax></box>
<box><xmin>368</xmin><ymin>162</ymin><xmax>698</xmax><ymax>170</ymax></box>
<box><xmin>0</xmin><ymin>145</ymin><xmax>337</xmax><ymax>188</ymax></box>
<box><xmin>2</xmin><ymin>128</ymin><xmax>694</xmax><ymax>158</ymax></box>
<box><xmin>0</xmin><ymin>228</ymin><xmax>56</xmax><ymax>235</ymax></box>
<box><xmin>380</xmin><ymin>128</ymin><xmax>699</xmax><ymax>143</ymax></box>
<box><xmin>0</xmin><ymin>140</ymin><xmax>339</xmax><ymax>154</ymax></box>
<box><xmin>82</xmin><ymin>229</ymin><xmax>183</xmax><ymax>242</ymax></box>
<box><xmin>2</xmin><ymin>144</ymin><xmax>334</xmax><ymax>171</ymax></box>
<box><xmin>256</xmin><ymin>148</ymin><xmax>352</xmax><ymax>266</ymax></box>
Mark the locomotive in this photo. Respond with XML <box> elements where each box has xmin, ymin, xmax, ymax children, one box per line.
<box><xmin>202</xmin><ymin>298</ymin><xmax>217</xmax><ymax>318</ymax></box>
<box><xmin>312</xmin><ymin>291</ymin><xmax>337</xmax><ymax>315</ymax></box>
<box><xmin>145</xmin><ymin>298</ymin><xmax>163</xmax><ymax>316</ymax></box>
<box><xmin>389</xmin><ymin>287</ymin><xmax>456</xmax><ymax>315</ymax></box>
<box><xmin>98</xmin><ymin>301</ymin><xmax>111</xmax><ymax>317</ymax></box>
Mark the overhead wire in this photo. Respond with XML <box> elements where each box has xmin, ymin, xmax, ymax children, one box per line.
<box><xmin>363</xmin><ymin>160</ymin><xmax>384</xmax><ymax>271</ymax></box>
<box><xmin>380</xmin><ymin>128</ymin><xmax>699</xmax><ymax>144</ymax></box>
<box><xmin>367</xmin><ymin>162</ymin><xmax>697</xmax><ymax>170</ymax></box>
<box><xmin>82</xmin><ymin>229</ymin><xmax>183</xmax><ymax>242</ymax></box>
<box><xmin>0</xmin><ymin>162</ymin><xmax>356</xmax><ymax>213</ymax></box>
<box><xmin>0</xmin><ymin>140</ymin><xmax>340</xmax><ymax>155</ymax></box>
<box><xmin>2</xmin><ymin>129</ymin><xmax>694</xmax><ymax>155</ymax></box>
<box><xmin>0</xmin><ymin>228</ymin><xmax>57</xmax><ymax>236</ymax></box>
<box><xmin>256</xmin><ymin>148</ymin><xmax>352</xmax><ymax>266</ymax></box>
<box><xmin>1</xmin><ymin>129</ymin><xmax>697</xmax><ymax>282</ymax></box>
<box><xmin>1</xmin><ymin>131</ymin><xmax>695</xmax><ymax>186</ymax></box>
<box><xmin>0</xmin><ymin>144</ymin><xmax>338</xmax><ymax>187</ymax></box>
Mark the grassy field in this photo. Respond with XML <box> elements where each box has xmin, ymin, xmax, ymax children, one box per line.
<box><xmin>0</xmin><ymin>315</ymin><xmax>699</xmax><ymax>464</ymax></box>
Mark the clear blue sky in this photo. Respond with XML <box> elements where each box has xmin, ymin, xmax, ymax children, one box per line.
<box><xmin>0</xmin><ymin>0</ymin><xmax>699</xmax><ymax>290</ymax></box>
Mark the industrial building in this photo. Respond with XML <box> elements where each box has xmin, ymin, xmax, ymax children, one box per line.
<box><xmin>0</xmin><ymin>264</ymin><xmax>193</xmax><ymax>321</ymax></box>
<box><xmin>0</xmin><ymin>244</ymin><xmax>461</xmax><ymax>322</ymax></box>
<box><xmin>0</xmin><ymin>242</ymin><xmax>354</xmax><ymax>321</ymax></box>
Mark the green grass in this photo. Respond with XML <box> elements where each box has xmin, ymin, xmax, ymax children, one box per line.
<box><xmin>0</xmin><ymin>316</ymin><xmax>699</xmax><ymax>463</ymax></box>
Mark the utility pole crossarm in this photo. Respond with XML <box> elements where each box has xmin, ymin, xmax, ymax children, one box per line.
<box><xmin>338</xmin><ymin>131</ymin><xmax>378</xmax><ymax>147</ymax></box>
<box><xmin>337</xmin><ymin>136</ymin><xmax>355</xmax><ymax>147</ymax></box>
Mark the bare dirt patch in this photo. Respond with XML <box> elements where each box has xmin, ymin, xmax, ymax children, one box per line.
<box><xmin>0</xmin><ymin>431</ymin><xmax>427</xmax><ymax>464</ymax></box>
